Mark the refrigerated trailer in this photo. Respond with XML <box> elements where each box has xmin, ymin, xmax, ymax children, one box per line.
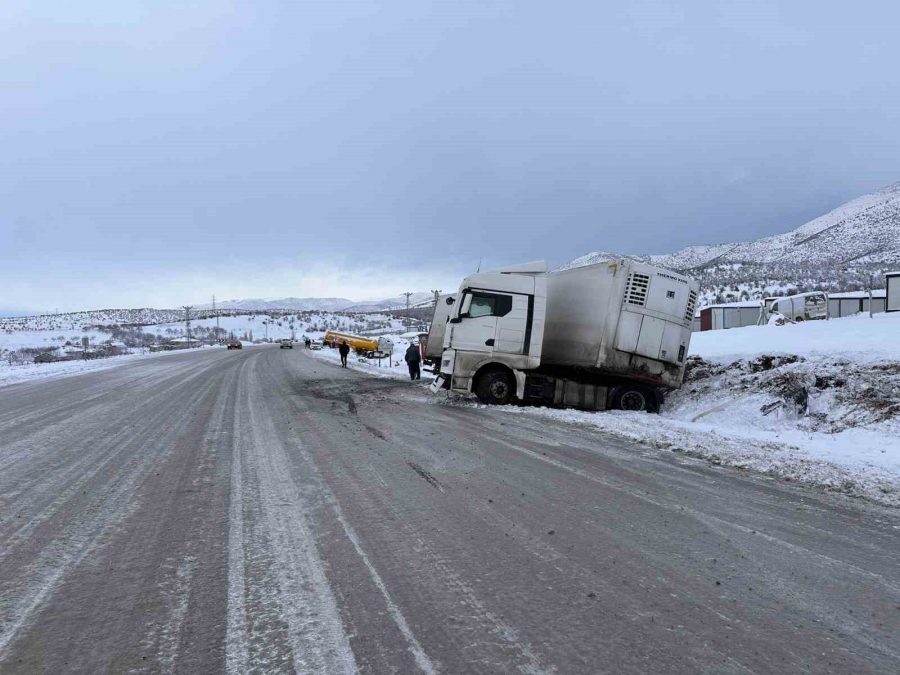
<box><xmin>430</xmin><ymin>259</ymin><xmax>699</xmax><ymax>412</ymax></box>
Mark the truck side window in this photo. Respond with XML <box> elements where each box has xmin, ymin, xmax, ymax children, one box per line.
<box><xmin>467</xmin><ymin>292</ymin><xmax>512</xmax><ymax>318</ymax></box>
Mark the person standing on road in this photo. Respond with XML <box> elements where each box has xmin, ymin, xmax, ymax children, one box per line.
<box><xmin>338</xmin><ymin>340</ymin><xmax>350</xmax><ymax>368</ymax></box>
<box><xmin>405</xmin><ymin>342</ymin><xmax>421</xmax><ymax>380</ymax></box>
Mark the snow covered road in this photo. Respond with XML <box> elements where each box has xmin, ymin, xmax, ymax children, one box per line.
<box><xmin>0</xmin><ymin>346</ymin><xmax>898</xmax><ymax>673</ymax></box>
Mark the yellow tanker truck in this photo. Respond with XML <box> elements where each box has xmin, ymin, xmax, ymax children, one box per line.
<box><xmin>322</xmin><ymin>331</ymin><xmax>379</xmax><ymax>353</ymax></box>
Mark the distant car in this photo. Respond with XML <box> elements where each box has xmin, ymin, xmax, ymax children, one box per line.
<box><xmin>226</xmin><ymin>340</ymin><xmax>242</xmax><ymax>350</ymax></box>
<box><xmin>279</xmin><ymin>339</ymin><xmax>293</xmax><ymax>349</ymax></box>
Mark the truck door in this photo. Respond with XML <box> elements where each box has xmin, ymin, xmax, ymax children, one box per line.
<box><xmin>449</xmin><ymin>291</ymin><xmax>523</xmax><ymax>353</ymax></box>
<box><xmin>495</xmin><ymin>293</ymin><xmax>528</xmax><ymax>354</ymax></box>
<box><xmin>448</xmin><ymin>291</ymin><xmax>499</xmax><ymax>353</ymax></box>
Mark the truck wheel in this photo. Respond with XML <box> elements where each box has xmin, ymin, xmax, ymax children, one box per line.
<box><xmin>475</xmin><ymin>369</ymin><xmax>515</xmax><ymax>405</ymax></box>
<box><xmin>612</xmin><ymin>386</ymin><xmax>658</xmax><ymax>413</ymax></box>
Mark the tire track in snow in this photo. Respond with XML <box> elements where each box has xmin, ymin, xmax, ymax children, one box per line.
<box><xmin>0</xmin><ymin>373</ymin><xmax>212</xmax><ymax>561</ymax></box>
<box><xmin>266</xmin><ymin>352</ymin><xmax>439</xmax><ymax>673</ymax></box>
<box><xmin>323</xmin><ymin>492</ymin><xmax>437</xmax><ymax>675</ymax></box>
<box><xmin>225</xmin><ymin>363</ymin><xmax>250</xmax><ymax>674</ymax></box>
<box><xmin>285</xmin><ymin>383</ymin><xmax>552</xmax><ymax>674</ymax></box>
<box><xmin>0</xmin><ymin>374</ymin><xmax>222</xmax><ymax>660</ymax></box>
<box><xmin>226</xmin><ymin>357</ymin><xmax>357</xmax><ymax>674</ymax></box>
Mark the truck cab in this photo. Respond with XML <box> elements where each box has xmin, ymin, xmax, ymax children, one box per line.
<box><xmin>431</xmin><ymin>261</ymin><xmax>547</xmax><ymax>403</ymax></box>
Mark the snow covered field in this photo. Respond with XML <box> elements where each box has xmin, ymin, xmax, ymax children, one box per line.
<box><xmin>0</xmin><ymin>329</ymin><xmax>111</xmax><ymax>352</ymax></box>
<box><xmin>0</xmin><ymin>345</ymin><xmax>223</xmax><ymax>388</ymax></box>
<box><xmin>442</xmin><ymin>313</ymin><xmax>900</xmax><ymax>506</ymax></box>
<box><xmin>0</xmin><ymin>310</ymin><xmax>409</xmax><ymax>388</ymax></box>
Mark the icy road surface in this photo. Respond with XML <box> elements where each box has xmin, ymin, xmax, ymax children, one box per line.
<box><xmin>0</xmin><ymin>346</ymin><xmax>898</xmax><ymax>673</ymax></box>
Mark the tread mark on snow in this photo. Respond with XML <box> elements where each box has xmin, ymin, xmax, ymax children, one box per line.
<box><xmin>408</xmin><ymin>462</ymin><xmax>444</xmax><ymax>491</ymax></box>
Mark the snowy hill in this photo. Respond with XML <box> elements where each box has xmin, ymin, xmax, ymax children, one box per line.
<box><xmin>653</xmin><ymin>182</ymin><xmax>900</xmax><ymax>269</ymax></box>
<box><xmin>200</xmin><ymin>292</ymin><xmax>434</xmax><ymax>313</ymax></box>
<box><xmin>0</xmin><ymin>308</ymin><xmax>203</xmax><ymax>332</ymax></box>
<box><xmin>200</xmin><ymin>297</ymin><xmax>354</xmax><ymax>312</ymax></box>
<box><xmin>565</xmin><ymin>182</ymin><xmax>900</xmax><ymax>304</ymax></box>
<box><xmin>341</xmin><ymin>292</ymin><xmax>434</xmax><ymax>313</ymax></box>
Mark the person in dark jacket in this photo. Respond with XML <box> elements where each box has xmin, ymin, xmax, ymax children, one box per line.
<box><xmin>404</xmin><ymin>342</ymin><xmax>421</xmax><ymax>380</ymax></box>
<box><xmin>338</xmin><ymin>340</ymin><xmax>350</xmax><ymax>367</ymax></box>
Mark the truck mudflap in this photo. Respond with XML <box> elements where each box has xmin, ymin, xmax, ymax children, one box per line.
<box><xmin>429</xmin><ymin>375</ymin><xmax>450</xmax><ymax>394</ymax></box>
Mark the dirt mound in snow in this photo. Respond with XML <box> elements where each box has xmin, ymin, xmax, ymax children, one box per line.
<box><xmin>679</xmin><ymin>355</ymin><xmax>900</xmax><ymax>432</ymax></box>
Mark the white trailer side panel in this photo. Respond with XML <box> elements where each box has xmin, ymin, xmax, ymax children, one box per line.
<box><xmin>541</xmin><ymin>262</ymin><xmax>622</xmax><ymax>368</ymax></box>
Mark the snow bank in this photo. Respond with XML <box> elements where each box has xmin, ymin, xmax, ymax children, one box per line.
<box><xmin>689</xmin><ymin>311</ymin><xmax>900</xmax><ymax>363</ymax></box>
<box><xmin>658</xmin><ymin>315</ymin><xmax>900</xmax><ymax>503</ymax></box>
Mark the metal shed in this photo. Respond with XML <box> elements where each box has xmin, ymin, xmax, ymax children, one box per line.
<box><xmin>827</xmin><ymin>290</ymin><xmax>886</xmax><ymax>318</ymax></box>
<box><xmin>698</xmin><ymin>301</ymin><xmax>764</xmax><ymax>331</ymax></box>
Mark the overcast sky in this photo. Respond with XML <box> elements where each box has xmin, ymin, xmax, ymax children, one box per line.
<box><xmin>2</xmin><ymin>1</ymin><xmax>899</xmax><ymax>312</ymax></box>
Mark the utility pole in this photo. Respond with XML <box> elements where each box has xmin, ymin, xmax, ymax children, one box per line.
<box><xmin>869</xmin><ymin>272</ymin><xmax>875</xmax><ymax>319</ymax></box>
<box><xmin>431</xmin><ymin>289</ymin><xmax>441</xmax><ymax>307</ymax></box>
<box><xmin>213</xmin><ymin>295</ymin><xmax>220</xmax><ymax>341</ymax></box>
<box><xmin>182</xmin><ymin>305</ymin><xmax>192</xmax><ymax>348</ymax></box>
<box><xmin>402</xmin><ymin>292</ymin><xmax>414</xmax><ymax>332</ymax></box>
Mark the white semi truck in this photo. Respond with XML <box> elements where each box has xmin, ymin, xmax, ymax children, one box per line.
<box><xmin>430</xmin><ymin>259</ymin><xmax>699</xmax><ymax>412</ymax></box>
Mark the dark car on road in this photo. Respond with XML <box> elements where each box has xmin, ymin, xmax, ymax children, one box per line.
<box><xmin>226</xmin><ymin>340</ymin><xmax>242</xmax><ymax>350</ymax></box>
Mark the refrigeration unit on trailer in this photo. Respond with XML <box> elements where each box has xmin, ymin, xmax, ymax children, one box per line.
<box><xmin>430</xmin><ymin>259</ymin><xmax>699</xmax><ymax>412</ymax></box>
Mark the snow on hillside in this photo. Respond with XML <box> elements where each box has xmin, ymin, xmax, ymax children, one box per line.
<box><xmin>199</xmin><ymin>297</ymin><xmax>355</xmax><ymax>312</ymax></box>
<box><xmin>565</xmin><ymin>183</ymin><xmax>900</xmax><ymax>304</ymax></box>
<box><xmin>198</xmin><ymin>292</ymin><xmax>435</xmax><ymax>313</ymax></box>
<box><xmin>0</xmin><ymin>308</ymin><xmax>197</xmax><ymax>331</ymax></box>
<box><xmin>654</xmin><ymin>182</ymin><xmax>900</xmax><ymax>269</ymax></box>
<box><xmin>0</xmin><ymin>329</ymin><xmax>112</xmax><ymax>352</ymax></box>
<box><xmin>144</xmin><ymin>312</ymin><xmax>403</xmax><ymax>342</ymax></box>
<box><xmin>329</xmin><ymin>292</ymin><xmax>434</xmax><ymax>313</ymax></box>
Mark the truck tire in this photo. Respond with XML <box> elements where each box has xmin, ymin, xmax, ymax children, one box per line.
<box><xmin>612</xmin><ymin>385</ymin><xmax>659</xmax><ymax>413</ymax></box>
<box><xmin>475</xmin><ymin>369</ymin><xmax>515</xmax><ymax>405</ymax></box>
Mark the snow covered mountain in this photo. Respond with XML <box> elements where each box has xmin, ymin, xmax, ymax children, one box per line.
<box><xmin>203</xmin><ymin>292</ymin><xmax>434</xmax><ymax>313</ymax></box>
<box><xmin>201</xmin><ymin>297</ymin><xmax>355</xmax><ymax>312</ymax></box>
<box><xmin>341</xmin><ymin>292</ymin><xmax>434</xmax><ymax>313</ymax></box>
<box><xmin>567</xmin><ymin>182</ymin><xmax>900</xmax><ymax>272</ymax></box>
<box><xmin>565</xmin><ymin>182</ymin><xmax>900</xmax><ymax>304</ymax></box>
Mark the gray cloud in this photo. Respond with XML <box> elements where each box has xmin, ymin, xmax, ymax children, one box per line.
<box><xmin>2</xmin><ymin>1</ymin><xmax>898</xmax><ymax>310</ymax></box>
